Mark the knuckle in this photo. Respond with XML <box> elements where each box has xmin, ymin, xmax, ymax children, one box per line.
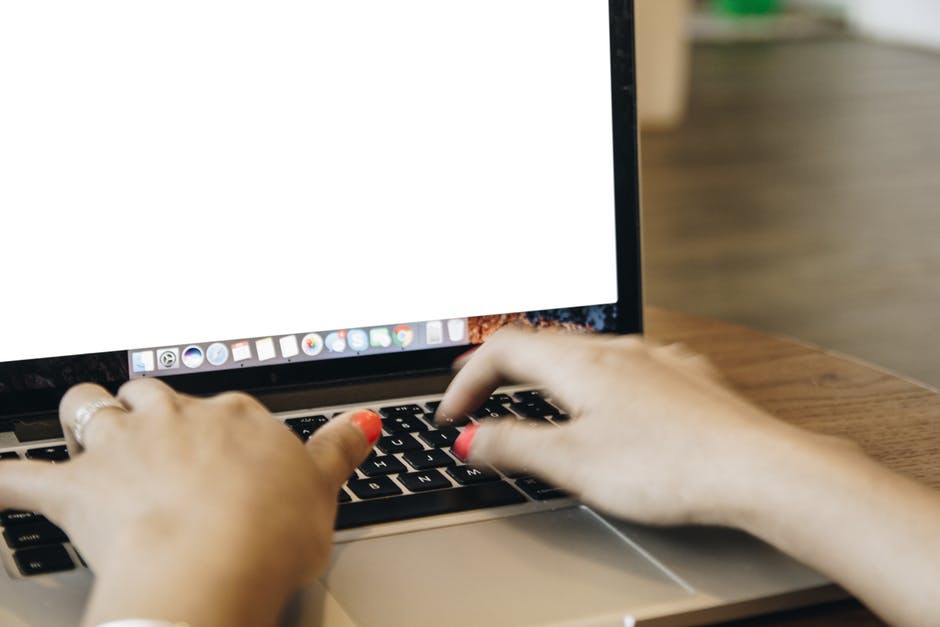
<box><xmin>127</xmin><ymin>377</ymin><xmax>167</xmax><ymax>393</ymax></box>
<box><xmin>60</xmin><ymin>382</ymin><xmax>100</xmax><ymax>408</ymax></box>
<box><xmin>665</xmin><ymin>342</ymin><xmax>701</xmax><ymax>360</ymax></box>
<box><xmin>116</xmin><ymin>378</ymin><xmax>146</xmax><ymax>398</ymax></box>
<box><xmin>690</xmin><ymin>354</ymin><xmax>719</xmax><ymax>373</ymax></box>
<box><xmin>613</xmin><ymin>334</ymin><xmax>644</xmax><ymax>350</ymax></box>
<box><xmin>213</xmin><ymin>391</ymin><xmax>261</xmax><ymax>411</ymax></box>
<box><xmin>118</xmin><ymin>377</ymin><xmax>173</xmax><ymax>400</ymax></box>
<box><xmin>67</xmin><ymin>382</ymin><xmax>100</xmax><ymax>396</ymax></box>
<box><xmin>576</xmin><ymin>343</ymin><xmax>619</xmax><ymax>370</ymax></box>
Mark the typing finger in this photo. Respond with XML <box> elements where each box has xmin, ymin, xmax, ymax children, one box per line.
<box><xmin>0</xmin><ymin>459</ymin><xmax>71</xmax><ymax>523</ymax></box>
<box><xmin>305</xmin><ymin>410</ymin><xmax>381</xmax><ymax>491</ymax></box>
<box><xmin>434</xmin><ymin>327</ymin><xmax>592</xmax><ymax>426</ymax></box>
<box><xmin>453</xmin><ymin>420</ymin><xmax>579</xmax><ymax>492</ymax></box>
<box><xmin>59</xmin><ymin>383</ymin><xmax>129</xmax><ymax>454</ymax></box>
<box><xmin>116</xmin><ymin>377</ymin><xmax>180</xmax><ymax>413</ymax></box>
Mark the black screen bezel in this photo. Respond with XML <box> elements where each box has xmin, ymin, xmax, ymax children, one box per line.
<box><xmin>0</xmin><ymin>0</ymin><xmax>641</xmax><ymax>417</ymax></box>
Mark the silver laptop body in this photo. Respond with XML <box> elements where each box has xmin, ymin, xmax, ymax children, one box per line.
<box><xmin>0</xmin><ymin>1</ymin><xmax>841</xmax><ymax>625</ymax></box>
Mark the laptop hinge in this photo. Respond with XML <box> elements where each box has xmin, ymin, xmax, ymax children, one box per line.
<box><xmin>255</xmin><ymin>372</ymin><xmax>455</xmax><ymax>413</ymax></box>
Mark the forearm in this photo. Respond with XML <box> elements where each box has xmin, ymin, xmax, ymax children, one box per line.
<box><xmin>731</xmin><ymin>430</ymin><xmax>940</xmax><ymax>626</ymax></box>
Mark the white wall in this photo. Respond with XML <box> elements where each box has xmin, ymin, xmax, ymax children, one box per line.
<box><xmin>791</xmin><ymin>0</ymin><xmax>940</xmax><ymax>49</ymax></box>
<box><xmin>849</xmin><ymin>0</ymin><xmax>940</xmax><ymax>49</ymax></box>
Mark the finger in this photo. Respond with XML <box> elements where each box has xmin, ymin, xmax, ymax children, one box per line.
<box><xmin>454</xmin><ymin>420</ymin><xmax>579</xmax><ymax>489</ymax></box>
<box><xmin>304</xmin><ymin>410</ymin><xmax>381</xmax><ymax>490</ymax></box>
<box><xmin>451</xmin><ymin>346</ymin><xmax>479</xmax><ymax>370</ymax></box>
<box><xmin>434</xmin><ymin>327</ymin><xmax>592</xmax><ymax>425</ymax></box>
<box><xmin>0</xmin><ymin>459</ymin><xmax>71</xmax><ymax>519</ymax></box>
<box><xmin>204</xmin><ymin>390</ymin><xmax>270</xmax><ymax>416</ymax></box>
<box><xmin>116</xmin><ymin>377</ymin><xmax>179</xmax><ymax>413</ymax></box>
<box><xmin>59</xmin><ymin>383</ymin><xmax>129</xmax><ymax>453</ymax></box>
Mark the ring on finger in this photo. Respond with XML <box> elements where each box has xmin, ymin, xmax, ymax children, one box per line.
<box><xmin>73</xmin><ymin>399</ymin><xmax>127</xmax><ymax>448</ymax></box>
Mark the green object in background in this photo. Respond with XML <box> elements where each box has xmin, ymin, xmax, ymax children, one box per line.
<box><xmin>715</xmin><ymin>0</ymin><xmax>781</xmax><ymax>15</ymax></box>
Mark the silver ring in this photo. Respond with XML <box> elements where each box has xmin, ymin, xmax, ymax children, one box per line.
<box><xmin>73</xmin><ymin>399</ymin><xmax>126</xmax><ymax>448</ymax></box>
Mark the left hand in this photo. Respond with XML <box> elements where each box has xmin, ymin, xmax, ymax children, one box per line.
<box><xmin>0</xmin><ymin>378</ymin><xmax>380</xmax><ymax>627</ymax></box>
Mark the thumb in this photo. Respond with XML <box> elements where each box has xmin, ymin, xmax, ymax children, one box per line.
<box><xmin>455</xmin><ymin>419</ymin><xmax>573</xmax><ymax>483</ymax></box>
<box><xmin>305</xmin><ymin>410</ymin><xmax>381</xmax><ymax>489</ymax></box>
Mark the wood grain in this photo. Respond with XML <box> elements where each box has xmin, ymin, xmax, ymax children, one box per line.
<box><xmin>647</xmin><ymin>307</ymin><xmax>940</xmax><ymax>487</ymax></box>
<box><xmin>646</xmin><ymin>307</ymin><xmax>940</xmax><ymax>626</ymax></box>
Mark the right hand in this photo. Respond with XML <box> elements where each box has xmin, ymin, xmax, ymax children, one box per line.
<box><xmin>437</xmin><ymin>328</ymin><xmax>940</xmax><ymax>627</ymax></box>
<box><xmin>435</xmin><ymin>327</ymin><xmax>828</xmax><ymax>527</ymax></box>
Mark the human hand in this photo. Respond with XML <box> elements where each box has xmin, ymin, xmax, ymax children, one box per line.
<box><xmin>0</xmin><ymin>379</ymin><xmax>380</xmax><ymax>627</ymax></box>
<box><xmin>435</xmin><ymin>328</ymin><xmax>826</xmax><ymax>528</ymax></box>
<box><xmin>435</xmin><ymin>329</ymin><xmax>940</xmax><ymax>627</ymax></box>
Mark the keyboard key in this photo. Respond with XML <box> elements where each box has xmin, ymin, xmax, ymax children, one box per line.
<box><xmin>285</xmin><ymin>415</ymin><xmax>329</xmax><ymax>441</ymax></box>
<box><xmin>472</xmin><ymin>401</ymin><xmax>509</xmax><ymax>420</ymax></box>
<box><xmin>552</xmin><ymin>413</ymin><xmax>571</xmax><ymax>423</ymax></box>
<box><xmin>383</xmin><ymin>415</ymin><xmax>428</xmax><ymax>434</ymax></box>
<box><xmin>338</xmin><ymin>489</ymin><xmax>351</xmax><ymax>503</ymax></box>
<box><xmin>0</xmin><ymin>452</ymin><xmax>20</xmax><ymax>460</ymax></box>
<box><xmin>402</xmin><ymin>449</ymin><xmax>455</xmax><ymax>470</ymax></box>
<box><xmin>509</xmin><ymin>401</ymin><xmax>559</xmax><ymax>420</ymax></box>
<box><xmin>447</xmin><ymin>465</ymin><xmax>501</xmax><ymax>485</ymax></box>
<box><xmin>433</xmin><ymin>411</ymin><xmax>462</xmax><ymax>426</ymax></box>
<box><xmin>513</xmin><ymin>390</ymin><xmax>544</xmax><ymax>402</ymax></box>
<box><xmin>423</xmin><ymin>401</ymin><xmax>441</xmax><ymax>414</ymax></box>
<box><xmin>489</xmin><ymin>393</ymin><xmax>513</xmax><ymax>405</ymax></box>
<box><xmin>358</xmin><ymin>455</ymin><xmax>406</xmax><ymax>477</ymax></box>
<box><xmin>0</xmin><ymin>510</ymin><xmax>45</xmax><ymax>527</ymax></box>
<box><xmin>335</xmin><ymin>481</ymin><xmax>527</xmax><ymax>529</ymax></box>
<box><xmin>3</xmin><ymin>521</ymin><xmax>68</xmax><ymax>549</ymax></box>
<box><xmin>419</xmin><ymin>428</ymin><xmax>460</xmax><ymax>448</ymax></box>
<box><xmin>398</xmin><ymin>470</ymin><xmax>451</xmax><ymax>492</ymax></box>
<box><xmin>515</xmin><ymin>477</ymin><xmax>568</xmax><ymax>501</ymax></box>
<box><xmin>14</xmin><ymin>545</ymin><xmax>74</xmax><ymax>576</ymax></box>
<box><xmin>25</xmin><ymin>446</ymin><xmax>69</xmax><ymax>463</ymax></box>
<box><xmin>347</xmin><ymin>477</ymin><xmax>403</xmax><ymax>500</ymax></box>
<box><xmin>377</xmin><ymin>434</ymin><xmax>423</xmax><ymax>454</ymax></box>
<box><xmin>379</xmin><ymin>404</ymin><xmax>423</xmax><ymax>419</ymax></box>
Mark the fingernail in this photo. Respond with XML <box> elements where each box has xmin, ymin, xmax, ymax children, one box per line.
<box><xmin>453</xmin><ymin>424</ymin><xmax>479</xmax><ymax>461</ymax></box>
<box><xmin>351</xmin><ymin>410</ymin><xmax>382</xmax><ymax>444</ymax></box>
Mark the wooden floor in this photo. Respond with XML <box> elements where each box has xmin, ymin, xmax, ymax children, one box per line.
<box><xmin>641</xmin><ymin>37</ymin><xmax>940</xmax><ymax>388</ymax></box>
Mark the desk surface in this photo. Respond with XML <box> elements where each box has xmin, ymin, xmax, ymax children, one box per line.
<box><xmin>646</xmin><ymin>307</ymin><xmax>940</xmax><ymax>626</ymax></box>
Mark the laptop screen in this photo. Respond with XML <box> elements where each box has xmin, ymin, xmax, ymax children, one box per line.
<box><xmin>0</xmin><ymin>1</ymin><xmax>640</xmax><ymax>416</ymax></box>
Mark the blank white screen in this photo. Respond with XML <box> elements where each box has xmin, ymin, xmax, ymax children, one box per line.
<box><xmin>0</xmin><ymin>0</ymin><xmax>618</xmax><ymax>361</ymax></box>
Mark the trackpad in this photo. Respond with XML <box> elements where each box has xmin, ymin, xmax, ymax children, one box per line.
<box><xmin>323</xmin><ymin>508</ymin><xmax>691</xmax><ymax>627</ymax></box>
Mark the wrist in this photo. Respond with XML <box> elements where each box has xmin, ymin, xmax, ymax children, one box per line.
<box><xmin>686</xmin><ymin>405</ymin><xmax>864</xmax><ymax>531</ymax></box>
<box><xmin>719</xmin><ymin>424</ymin><xmax>872</xmax><ymax>538</ymax></box>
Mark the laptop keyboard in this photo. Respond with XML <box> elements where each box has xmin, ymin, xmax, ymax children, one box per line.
<box><xmin>0</xmin><ymin>389</ymin><xmax>570</xmax><ymax>578</ymax></box>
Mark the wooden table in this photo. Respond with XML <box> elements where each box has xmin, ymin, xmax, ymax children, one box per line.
<box><xmin>645</xmin><ymin>307</ymin><xmax>940</xmax><ymax>626</ymax></box>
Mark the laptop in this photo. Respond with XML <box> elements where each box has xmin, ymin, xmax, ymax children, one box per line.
<box><xmin>0</xmin><ymin>1</ymin><xmax>842</xmax><ymax>625</ymax></box>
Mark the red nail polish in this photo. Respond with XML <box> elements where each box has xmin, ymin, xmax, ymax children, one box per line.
<box><xmin>352</xmin><ymin>410</ymin><xmax>382</xmax><ymax>445</ymax></box>
<box><xmin>453</xmin><ymin>424</ymin><xmax>478</xmax><ymax>461</ymax></box>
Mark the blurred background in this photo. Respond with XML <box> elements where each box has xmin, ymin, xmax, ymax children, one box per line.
<box><xmin>635</xmin><ymin>0</ymin><xmax>940</xmax><ymax>387</ymax></box>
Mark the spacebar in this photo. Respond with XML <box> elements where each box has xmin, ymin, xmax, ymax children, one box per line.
<box><xmin>335</xmin><ymin>482</ymin><xmax>526</xmax><ymax>530</ymax></box>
